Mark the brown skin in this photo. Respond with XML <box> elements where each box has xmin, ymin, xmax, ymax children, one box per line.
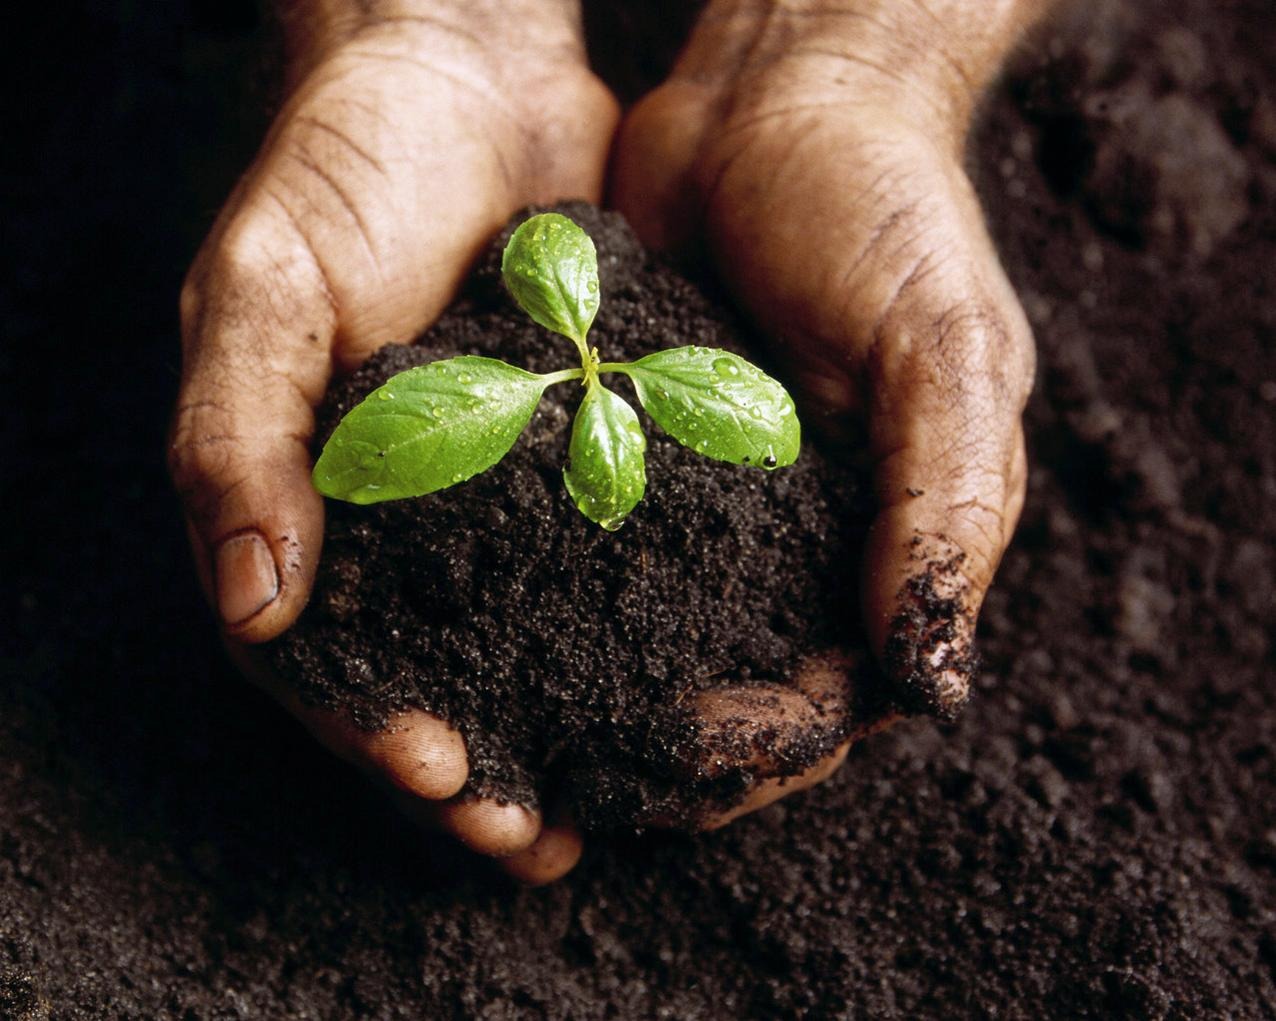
<box><xmin>170</xmin><ymin>0</ymin><xmax>1043</xmax><ymax>883</ymax></box>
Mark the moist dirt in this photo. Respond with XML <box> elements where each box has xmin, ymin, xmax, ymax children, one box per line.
<box><xmin>268</xmin><ymin>202</ymin><xmax>885</xmax><ymax>829</ymax></box>
<box><xmin>2</xmin><ymin>0</ymin><xmax>1275</xmax><ymax>1017</ymax></box>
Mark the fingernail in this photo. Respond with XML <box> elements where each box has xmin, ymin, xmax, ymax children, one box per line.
<box><xmin>214</xmin><ymin>531</ymin><xmax>279</xmax><ymax>627</ymax></box>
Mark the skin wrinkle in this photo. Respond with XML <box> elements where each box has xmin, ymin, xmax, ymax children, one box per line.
<box><xmin>365</xmin><ymin>12</ymin><xmax>487</xmax><ymax>50</ymax></box>
<box><xmin>947</xmin><ymin>506</ymin><xmax>1008</xmax><ymax>567</ymax></box>
<box><xmin>702</xmin><ymin>99</ymin><xmax>860</xmax><ymax>143</ymax></box>
<box><xmin>705</xmin><ymin>107</ymin><xmax>841</xmax><ymax>231</ymax></box>
<box><xmin>278</xmin><ymin>0</ymin><xmax>586</xmax><ymax>87</ymax></box>
<box><xmin>194</xmin><ymin>220</ymin><xmax>336</xmax><ymax>353</ymax></box>
<box><xmin>261</xmin><ymin>188</ymin><xmax>343</xmax><ymax>325</ymax></box>
<box><xmin>906</xmin><ymin>0</ymin><xmax>977</xmax><ymax>92</ymax></box>
<box><xmin>869</xmin><ymin>250</ymin><xmax>943</xmax><ymax>347</ymax></box>
<box><xmin>288</xmin><ymin>146</ymin><xmax>384</xmax><ymax>274</ymax></box>
<box><xmin>342</xmin><ymin>49</ymin><xmax>524</xmax><ymax>129</ymax></box>
<box><xmin>292</xmin><ymin>115</ymin><xmax>389</xmax><ymax>175</ymax></box>
<box><xmin>691</xmin><ymin>6</ymin><xmax>965</xmax><ymax>129</ymax></box>
<box><xmin>835</xmin><ymin>192</ymin><xmax>924</xmax><ymax>299</ymax></box>
<box><xmin>786</xmin><ymin>44</ymin><xmax>918</xmax><ymax>91</ymax></box>
<box><xmin>329</xmin><ymin>48</ymin><xmax>599</xmax><ymax>194</ymax></box>
<box><xmin>171</xmin><ymin>351</ymin><xmax>322</xmax><ymax>488</ymax></box>
<box><xmin>326</xmin><ymin>95</ymin><xmax>396</xmax><ymax>133</ymax></box>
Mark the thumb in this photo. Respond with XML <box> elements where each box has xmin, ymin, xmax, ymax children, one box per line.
<box><xmin>169</xmin><ymin>207</ymin><xmax>334</xmax><ymax>642</ymax></box>
<box><xmin>861</xmin><ymin>241</ymin><xmax>1033</xmax><ymax>718</ymax></box>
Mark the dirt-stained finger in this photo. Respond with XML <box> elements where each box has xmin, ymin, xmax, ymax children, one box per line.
<box><xmin>699</xmin><ymin>740</ymin><xmax>852</xmax><ymax>830</ymax></box>
<box><xmin>496</xmin><ymin>820</ymin><xmax>584</xmax><ymax>884</ymax></box>
<box><xmin>434</xmin><ymin>798</ymin><xmax>542</xmax><ymax>858</ymax></box>
<box><xmin>228</xmin><ymin>643</ymin><xmax>470</xmax><ymax>801</ymax></box>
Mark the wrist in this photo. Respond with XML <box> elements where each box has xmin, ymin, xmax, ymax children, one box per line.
<box><xmin>277</xmin><ymin>0</ymin><xmax>586</xmax><ymax>83</ymax></box>
<box><xmin>678</xmin><ymin>0</ymin><xmax>1050</xmax><ymax>137</ymax></box>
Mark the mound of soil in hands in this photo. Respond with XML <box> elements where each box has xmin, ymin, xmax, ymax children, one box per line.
<box><xmin>269</xmin><ymin>204</ymin><xmax>884</xmax><ymax>828</ymax></box>
<box><xmin>3</xmin><ymin>0</ymin><xmax>1275</xmax><ymax>1017</ymax></box>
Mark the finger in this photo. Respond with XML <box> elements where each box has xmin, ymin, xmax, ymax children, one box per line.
<box><xmin>434</xmin><ymin>798</ymin><xmax>542</xmax><ymax>858</ymax></box>
<box><xmin>496</xmin><ymin>819</ymin><xmax>584</xmax><ymax>885</ymax></box>
<box><xmin>295</xmin><ymin>702</ymin><xmax>469</xmax><ymax>802</ymax></box>
<box><xmin>861</xmin><ymin>254</ymin><xmax>1034</xmax><ymax>718</ymax></box>
<box><xmin>669</xmin><ymin>654</ymin><xmax>900</xmax><ymax>830</ymax></box>
<box><xmin>234</xmin><ymin>632</ymin><xmax>541</xmax><ymax>861</ymax></box>
<box><xmin>170</xmin><ymin>205</ymin><xmax>336</xmax><ymax>643</ymax></box>
<box><xmin>229</xmin><ymin>643</ymin><xmax>469</xmax><ymax>801</ymax></box>
<box><xmin>392</xmin><ymin>789</ymin><xmax>542</xmax><ymax>859</ymax></box>
<box><xmin>700</xmin><ymin>740</ymin><xmax>851</xmax><ymax>830</ymax></box>
<box><xmin>274</xmin><ymin>691</ymin><xmax>541</xmax><ymax>859</ymax></box>
<box><xmin>689</xmin><ymin>653</ymin><xmax>857</xmax><ymax>778</ymax></box>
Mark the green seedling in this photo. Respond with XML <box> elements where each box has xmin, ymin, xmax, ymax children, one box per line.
<box><xmin>312</xmin><ymin>213</ymin><xmax>801</xmax><ymax>530</ymax></box>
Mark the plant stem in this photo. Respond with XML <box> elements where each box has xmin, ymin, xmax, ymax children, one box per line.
<box><xmin>539</xmin><ymin>367</ymin><xmax>586</xmax><ymax>387</ymax></box>
<box><xmin>596</xmin><ymin>362</ymin><xmax>632</xmax><ymax>375</ymax></box>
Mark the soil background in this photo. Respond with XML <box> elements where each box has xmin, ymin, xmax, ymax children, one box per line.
<box><xmin>2</xmin><ymin>0</ymin><xmax>1274</xmax><ymax>1018</ymax></box>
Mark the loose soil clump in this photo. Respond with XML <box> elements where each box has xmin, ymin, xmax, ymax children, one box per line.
<box><xmin>269</xmin><ymin>204</ymin><xmax>885</xmax><ymax>828</ymax></box>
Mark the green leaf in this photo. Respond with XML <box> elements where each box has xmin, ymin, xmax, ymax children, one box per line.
<box><xmin>312</xmin><ymin>356</ymin><xmax>546</xmax><ymax>504</ymax></box>
<box><xmin>501</xmin><ymin>213</ymin><xmax>600</xmax><ymax>344</ymax></box>
<box><xmin>623</xmin><ymin>347</ymin><xmax>800</xmax><ymax>469</ymax></box>
<box><xmin>563</xmin><ymin>384</ymin><xmax>647</xmax><ymax>531</ymax></box>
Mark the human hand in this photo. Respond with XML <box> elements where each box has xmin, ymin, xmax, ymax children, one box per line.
<box><xmin>614</xmin><ymin>0</ymin><xmax>1046</xmax><ymax>819</ymax></box>
<box><xmin>169</xmin><ymin>0</ymin><xmax>617</xmax><ymax>884</ymax></box>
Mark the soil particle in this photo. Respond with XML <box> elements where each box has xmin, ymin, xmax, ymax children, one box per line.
<box><xmin>883</xmin><ymin>542</ymin><xmax>980</xmax><ymax>720</ymax></box>
<box><xmin>0</xmin><ymin>968</ymin><xmax>49</xmax><ymax>1021</ymax></box>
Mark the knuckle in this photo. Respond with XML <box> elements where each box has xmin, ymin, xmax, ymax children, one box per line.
<box><xmin>212</xmin><ymin>216</ymin><xmax>308</xmax><ymax>297</ymax></box>
<box><xmin>167</xmin><ymin>398</ymin><xmax>243</xmax><ymax>495</ymax></box>
<box><xmin>882</xmin><ymin>295</ymin><xmax>1034</xmax><ymax>427</ymax></box>
<box><xmin>194</xmin><ymin>210</ymin><xmax>329</xmax><ymax>345</ymax></box>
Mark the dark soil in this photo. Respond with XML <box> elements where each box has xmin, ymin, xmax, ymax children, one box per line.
<box><xmin>3</xmin><ymin>0</ymin><xmax>1275</xmax><ymax>1018</ymax></box>
<box><xmin>269</xmin><ymin>203</ymin><xmax>882</xmax><ymax>828</ymax></box>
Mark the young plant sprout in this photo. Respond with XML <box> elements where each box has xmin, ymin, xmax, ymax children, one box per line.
<box><xmin>312</xmin><ymin>213</ymin><xmax>801</xmax><ymax>529</ymax></box>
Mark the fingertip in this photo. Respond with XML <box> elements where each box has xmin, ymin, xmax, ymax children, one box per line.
<box><xmin>214</xmin><ymin>529</ymin><xmax>282</xmax><ymax>636</ymax></box>
<box><xmin>497</xmin><ymin>822</ymin><xmax>584</xmax><ymax>885</ymax></box>
<box><xmin>363</xmin><ymin>712</ymin><xmax>469</xmax><ymax>801</ymax></box>
<box><xmin>266</xmin><ymin>694</ymin><xmax>470</xmax><ymax>802</ymax></box>
<box><xmin>182</xmin><ymin>465</ymin><xmax>324</xmax><ymax>644</ymax></box>
<box><xmin>699</xmin><ymin>740</ymin><xmax>852</xmax><ymax>831</ymax></box>
<box><xmin>216</xmin><ymin>502</ymin><xmax>322</xmax><ymax>644</ymax></box>
<box><xmin>688</xmin><ymin>653</ymin><xmax>856</xmax><ymax>778</ymax></box>
<box><xmin>868</xmin><ymin>523</ymin><xmax>981</xmax><ymax>719</ymax></box>
<box><xmin>439</xmin><ymin>799</ymin><xmax>541</xmax><ymax>858</ymax></box>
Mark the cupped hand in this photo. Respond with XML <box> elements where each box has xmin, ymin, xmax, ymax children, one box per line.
<box><xmin>615</xmin><ymin>0</ymin><xmax>1046</xmax><ymax>820</ymax></box>
<box><xmin>169</xmin><ymin>2</ymin><xmax>617</xmax><ymax>884</ymax></box>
